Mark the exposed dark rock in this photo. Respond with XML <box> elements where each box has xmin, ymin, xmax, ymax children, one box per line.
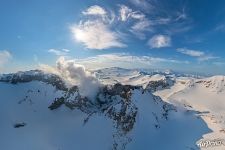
<box><xmin>0</xmin><ymin>70</ymin><xmax>68</xmax><ymax>91</ymax></box>
<box><xmin>14</xmin><ymin>122</ymin><xmax>26</xmax><ymax>128</ymax></box>
<box><xmin>45</xmin><ymin>82</ymin><xmax>177</xmax><ymax>150</ymax></box>
<box><xmin>48</xmin><ymin>97</ymin><xmax>65</xmax><ymax>110</ymax></box>
<box><xmin>145</xmin><ymin>77</ymin><xmax>174</xmax><ymax>92</ymax></box>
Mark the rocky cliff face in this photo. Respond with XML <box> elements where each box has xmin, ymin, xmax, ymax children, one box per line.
<box><xmin>0</xmin><ymin>70</ymin><xmax>67</xmax><ymax>91</ymax></box>
<box><xmin>46</xmin><ymin>82</ymin><xmax>176</xmax><ymax>150</ymax></box>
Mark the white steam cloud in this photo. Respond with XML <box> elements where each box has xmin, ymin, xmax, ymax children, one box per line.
<box><xmin>41</xmin><ymin>57</ymin><xmax>101</xmax><ymax>101</ymax></box>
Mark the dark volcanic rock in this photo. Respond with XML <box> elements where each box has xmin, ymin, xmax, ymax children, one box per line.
<box><xmin>0</xmin><ymin>70</ymin><xmax>67</xmax><ymax>91</ymax></box>
<box><xmin>14</xmin><ymin>122</ymin><xmax>26</xmax><ymax>128</ymax></box>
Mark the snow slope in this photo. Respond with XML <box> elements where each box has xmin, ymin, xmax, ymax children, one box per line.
<box><xmin>95</xmin><ymin>68</ymin><xmax>225</xmax><ymax>149</ymax></box>
<box><xmin>0</xmin><ymin>70</ymin><xmax>211</xmax><ymax>150</ymax></box>
<box><xmin>0</xmin><ymin>81</ymin><xmax>115</xmax><ymax>150</ymax></box>
<box><xmin>94</xmin><ymin>67</ymin><xmax>173</xmax><ymax>89</ymax></box>
<box><xmin>155</xmin><ymin>76</ymin><xmax>225</xmax><ymax>150</ymax></box>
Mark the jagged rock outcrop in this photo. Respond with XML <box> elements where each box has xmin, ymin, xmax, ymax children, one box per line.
<box><xmin>0</xmin><ymin>70</ymin><xmax>67</xmax><ymax>91</ymax></box>
<box><xmin>145</xmin><ymin>77</ymin><xmax>174</xmax><ymax>92</ymax></box>
<box><xmin>47</xmin><ymin>82</ymin><xmax>176</xmax><ymax>150</ymax></box>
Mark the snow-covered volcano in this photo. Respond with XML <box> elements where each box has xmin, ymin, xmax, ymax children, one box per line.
<box><xmin>0</xmin><ymin>68</ymin><xmax>223</xmax><ymax>150</ymax></box>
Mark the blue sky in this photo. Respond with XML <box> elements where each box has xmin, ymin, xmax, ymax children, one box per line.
<box><xmin>0</xmin><ymin>0</ymin><xmax>225</xmax><ymax>75</ymax></box>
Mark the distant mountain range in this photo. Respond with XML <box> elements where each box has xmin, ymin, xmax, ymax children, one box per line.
<box><xmin>0</xmin><ymin>68</ymin><xmax>224</xmax><ymax>150</ymax></box>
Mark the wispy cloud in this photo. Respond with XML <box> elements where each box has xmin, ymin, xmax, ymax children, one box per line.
<box><xmin>214</xmin><ymin>24</ymin><xmax>225</xmax><ymax>32</ymax></box>
<box><xmin>129</xmin><ymin>19</ymin><xmax>152</xmax><ymax>39</ymax></box>
<box><xmin>175</xmin><ymin>8</ymin><xmax>187</xmax><ymax>21</ymax></box>
<box><xmin>73</xmin><ymin>2</ymin><xmax>192</xmax><ymax>47</ymax></box>
<box><xmin>63</xmin><ymin>53</ymin><xmax>189</xmax><ymax>69</ymax></box>
<box><xmin>153</xmin><ymin>18</ymin><xmax>171</xmax><ymax>25</ymax></box>
<box><xmin>213</xmin><ymin>62</ymin><xmax>225</xmax><ymax>66</ymax></box>
<box><xmin>0</xmin><ymin>50</ymin><xmax>12</xmax><ymax>72</ymax></box>
<box><xmin>177</xmin><ymin>48</ymin><xmax>218</xmax><ymax>61</ymax></box>
<box><xmin>177</xmin><ymin>48</ymin><xmax>204</xmax><ymax>57</ymax></box>
<box><xmin>0</xmin><ymin>50</ymin><xmax>12</xmax><ymax>65</ymax></box>
<box><xmin>148</xmin><ymin>35</ymin><xmax>171</xmax><ymax>48</ymax></box>
<box><xmin>118</xmin><ymin>4</ymin><xmax>152</xmax><ymax>38</ymax></box>
<box><xmin>118</xmin><ymin>5</ymin><xmax>145</xmax><ymax>21</ymax></box>
<box><xmin>131</xmin><ymin>19</ymin><xmax>151</xmax><ymax>31</ymax></box>
<box><xmin>119</xmin><ymin>5</ymin><xmax>132</xmax><ymax>21</ymax></box>
<box><xmin>62</xmin><ymin>49</ymin><xmax>70</xmax><ymax>52</ymax></box>
<box><xmin>48</xmin><ymin>48</ymin><xmax>70</xmax><ymax>56</ymax></box>
<box><xmin>82</xmin><ymin>5</ymin><xmax>115</xmax><ymax>24</ymax></box>
<box><xmin>129</xmin><ymin>0</ymin><xmax>154</xmax><ymax>12</ymax></box>
<box><xmin>197</xmin><ymin>55</ymin><xmax>219</xmax><ymax>61</ymax></box>
<box><xmin>71</xmin><ymin>20</ymin><xmax>126</xmax><ymax>50</ymax></box>
<box><xmin>71</xmin><ymin>5</ymin><xmax>126</xmax><ymax>50</ymax></box>
<box><xmin>82</xmin><ymin>5</ymin><xmax>107</xmax><ymax>16</ymax></box>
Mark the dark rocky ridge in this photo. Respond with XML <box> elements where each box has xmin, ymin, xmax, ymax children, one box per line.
<box><xmin>47</xmin><ymin>82</ymin><xmax>176</xmax><ymax>150</ymax></box>
<box><xmin>145</xmin><ymin>76</ymin><xmax>175</xmax><ymax>92</ymax></box>
<box><xmin>0</xmin><ymin>70</ymin><xmax>67</xmax><ymax>91</ymax></box>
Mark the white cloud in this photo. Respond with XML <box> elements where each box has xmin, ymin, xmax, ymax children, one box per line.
<box><xmin>119</xmin><ymin>5</ymin><xmax>145</xmax><ymax>21</ymax></box>
<box><xmin>153</xmin><ymin>18</ymin><xmax>171</xmax><ymax>25</ymax></box>
<box><xmin>131</xmin><ymin>19</ymin><xmax>151</xmax><ymax>31</ymax></box>
<box><xmin>82</xmin><ymin>5</ymin><xmax>107</xmax><ymax>16</ymax></box>
<box><xmin>177</xmin><ymin>48</ymin><xmax>204</xmax><ymax>57</ymax></box>
<box><xmin>48</xmin><ymin>49</ymin><xmax>69</xmax><ymax>56</ymax></box>
<box><xmin>82</xmin><ymin>5</ymin><xmax>115</xmax><ymax>24</ymax></box>
<box><xmin>148</xmin><ymin>35</ymin><xmax>171</xmax><ymax>48</ymax></box>
<box><xmin>119</xmin><ymin>5</ymin><xmax>133</xmax><ymax>21</ymax></box>
<box><xmin>70</xmin><ymin>20</ymin><xmax>126</xmax><ymax>49</ymax></box>
<box><xmin>130</xmin><ymin>19</ymin><xmax>152</xmax><ymax>39</ymax></box>
<box><xmin>67</xmin><ymin>53</ymin><xmax>189</xmax><ymax>69</ymax></box>
<box><xmin>0</xmin><ymin>50</ymin><xmax>12</xmax><ymax>73</ymax></box>
<box><xmin>130</xmin><ymin>0</ymin><xmax>153</xmax><ymax>11</ymax></box>
<box><xmin>62</xmin><ymin>49</ymin><xmax>70</xmax><ymax>52</ymax></box>
<box><xmin>177</xmin><ymin>48</ymin><xmax>218</xmax><ymax>61</ymax></box>
<box><xmin>131</xmin><ymin>11</ymin><xmax>145</xmax><ymax>20</ymax></box>
<box><xmin>175</xmin><ymin>8</ymin><xmax>187</xmax><ymax>21</ymax></box>
<box><xmin>118</xmin><ymin>5</ymin><xmax>152</xmax><ymax>38</ymax></box>
<box><xmin>215</xmin><ymin>24</ymin><xmax>225</xmax><ymax>32</ymax></box>
<box><xmin>39</xmin><ymin>63</ymin><xmax>59</xmax><ymax>75</ymax></box>
<box><xmin>197</xmin><ymin>55</ymin><xmax>218</xmax><ymax>61</ymax></box>
<box><xmin>213</xmin><ymin>62</ymin><xmax>225</xmax><ymax>66</ymax></box>
<box><xmin>0</xmin><ymin>50</ymin><xmax>12</xmax><ymax>65</ymax></box>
